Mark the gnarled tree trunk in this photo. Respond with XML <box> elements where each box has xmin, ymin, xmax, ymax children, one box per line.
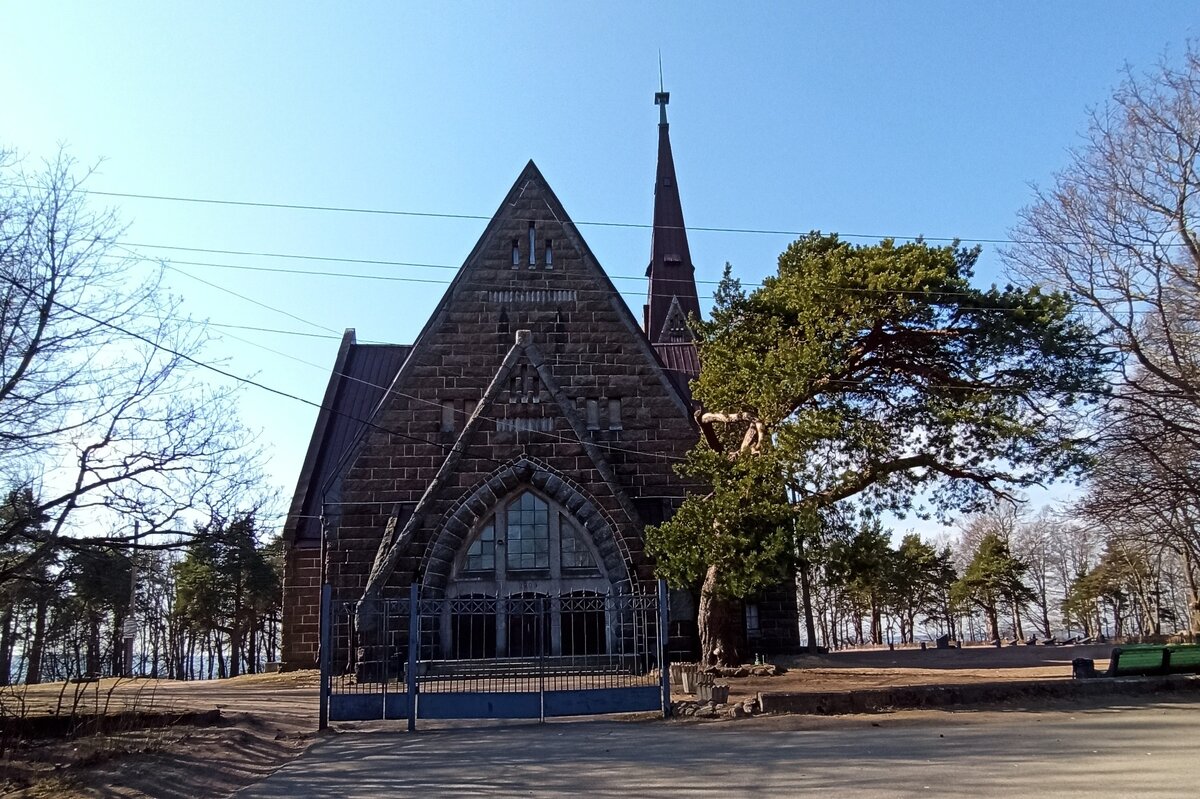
<box><xmin>697</xmin><ymin>564</ymin><xmax>744</xmax><ymax>668</ymax></box>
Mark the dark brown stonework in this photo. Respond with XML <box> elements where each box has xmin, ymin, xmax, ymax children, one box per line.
<box><xmin>281</xmin><ymin>117</ymin><xmax>802</xmax><ymax>666</ymax></box>
<box><xmin>280</xmin><ymin>544</ymin><xmax>321</xmax><ymax>669</ymax></box>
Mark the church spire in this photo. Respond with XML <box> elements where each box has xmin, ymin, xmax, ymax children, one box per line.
<box><xmin>644</xmin><ymin>88</ymin><xmax>702</xmax><ymax>344</ymax></box>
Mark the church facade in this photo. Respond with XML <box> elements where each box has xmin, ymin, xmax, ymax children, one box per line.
<box><xmin>280</xmin><ymin>96</ymin><xmax>799</xmax><ymax>668</ymax></box>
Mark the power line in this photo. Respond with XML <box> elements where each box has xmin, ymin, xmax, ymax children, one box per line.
<box><xmin>120</xmin><ymin>247</ymin><xmax>1168</xmax><ymax>319</ymax></box>
<box><xmin>81</xmin><ymin>186</ymin><xmax>1008</xmax><ymax>243</ymax></box>
<box><xmin>198</xmin><ymin>313</ymin><xmax>690</xmax><ymax>463</ymax></box>
<box><xmin>115</xmin><ymin>244</ymin><xmax>346</xmax><ymax>336</ymax></box>
<box><xmin>0</xmin><ymin>269</ymin><xmax>458</xmax><ymax>456</ymax></box>
<box><xmin>206</xmin><ymin>322</ymin><xmax>344</xmax><ymax>340</ymax></box>
<box><xmin>9</xmin><ymin>180</ymin><xmax>1195</xmax><ymax>249</ymax></box>
<box><xmin>123</xmin><ymin>241</ymin><xmax>460</xmax><ymax>273</ymax></box>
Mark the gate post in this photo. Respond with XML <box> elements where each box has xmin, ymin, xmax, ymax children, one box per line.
<box><xmin>657</xmin><ymin>579</ymin><xmax>671</xmax><ymax>718</ymax></box>
<box><xmin>406</xmin><ymin>582</ymin><xmax>419</xmax><ymax>732</ymax></box>
<box><xmin>318</xmin><ymin>584</ymin><xmax>332</xmax><ymax>730</ymax></box>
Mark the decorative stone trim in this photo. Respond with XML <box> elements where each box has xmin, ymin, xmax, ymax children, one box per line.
<box><xmin>486</xmin><ymin>289</ymin><xmax>577</xmax><ymax>304</ymax></box>
<box><xmin>420</xmin><ymin>455</ymin><xmax>632</xmax><ymax>596</ymax></box>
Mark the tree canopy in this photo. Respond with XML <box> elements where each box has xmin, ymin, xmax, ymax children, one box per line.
<box><xmin>646</xmin><ymin>234</ymin><xmax>1108</xmax><ymax>664</ymax></box>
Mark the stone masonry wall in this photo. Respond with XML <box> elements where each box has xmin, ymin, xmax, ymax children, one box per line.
<box><xmin>281</xmin><ymin>544</ymin><xmax>321</xmax><ymax>669</ymax></box>
<box><xmin>326</xmin><ymin>165</ymin><xmax>698</xmax><ymax>601</ymax></box>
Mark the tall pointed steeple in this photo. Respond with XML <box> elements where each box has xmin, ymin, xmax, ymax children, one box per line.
<box><xmin>644</xmin><ymin>88</ymin><xmax>702</xmax><ymax>344</ymax></box>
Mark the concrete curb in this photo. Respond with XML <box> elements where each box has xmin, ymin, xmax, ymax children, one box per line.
<box><xmin>757</xmin><ymin>674</ymin><xmax>1200</xmax><ymax>715</ymax></box>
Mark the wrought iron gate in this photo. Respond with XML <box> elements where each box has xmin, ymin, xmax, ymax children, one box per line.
<box><xmin>319</xmin><ymin>582</ymin><xmax>670</xmax><ymax>728</ymax></box>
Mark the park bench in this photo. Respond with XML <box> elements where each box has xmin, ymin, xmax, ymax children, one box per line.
<box><xmin>1072</xmin><ymin>644</ymin><xmax>1200</xmax><ymax>679</ymax></box>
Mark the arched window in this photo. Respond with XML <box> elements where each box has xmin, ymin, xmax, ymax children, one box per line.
<box><xmin>464</xmin><ymin>523</ymin><xmax>496</xmax><ymax>572</ymax></box>
<box><xmin>456</xmin><ymin>490</ymin><xmax>602</xmax><ymax>582</ymax></box>
<box><xmin>506</xmin><ymin>492</ymin><xmax>549</xmax><ymax>570</ymax></box>
<box><xmin>446</xmin><ymin>488</ymin><xmax>614</xmax><ymax>658</ymax></box>
<box><xmin>560</xmin><ymin>521</ymin><xmax>597</xmax><ymax>570</ymax></box>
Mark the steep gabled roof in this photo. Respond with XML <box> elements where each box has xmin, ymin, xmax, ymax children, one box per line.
<box><xmin>282</xmin><ymin>331</ymin><xmax>411</xmax><ymax>543</ymax></box>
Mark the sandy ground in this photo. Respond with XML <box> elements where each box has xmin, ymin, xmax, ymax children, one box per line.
<box><xmin>0</xmin><ymin>643</ymin><xmax>1123</xmax><ymax>798</ymax></box>
<box><xmin>1</xmin><ymin>671</ymin><xmax>318</xmax><ymax>798</ymax></box>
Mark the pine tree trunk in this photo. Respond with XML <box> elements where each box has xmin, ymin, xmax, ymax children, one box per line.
<box><xmin>228</xmin><ymin>627</ymin><xmax>241</xmax><ymax>678</ymax></box>
<box><xmin>796</xmin><ymin>539</ymin><xmax>820</xmax><ymax>653</ymax></box>
<box><xmin>25</xmin><ymin>595</ymin><xmax>47</xmax><ymax>685</ymax></box>
<box><xmin>246</xmin><ymin>620</ymin><xmax>258</xmax><ymax>675</ymax></box>
<box><xmin>1040</xmin><ymin>589</ymin><xmax>1052</xmax><ymax>639</ymax></box>
<box><xmin>697</xmin><ymin>564</ymin><xmax>743</xmax><ymax>668</ymax></box>
<box><xmin>0</xmin><ymin>605</ymin><xmax>14</xmax><ymax>686</ymax></box>
<box><xmin>86</xmin><ymin>613</ymin><xmax>101</xmax><ymax>677</ymax></box>
<box><xmin>986</xmin><ymin>605</ymin><xmax>1000</xmax><ymax>642</ymax></box>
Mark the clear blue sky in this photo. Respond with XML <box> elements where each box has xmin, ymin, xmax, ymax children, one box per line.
<box><xmin>3</xmin><ymin>3</ymin><xmax>1195</xmax><ymax>532</ymax></box>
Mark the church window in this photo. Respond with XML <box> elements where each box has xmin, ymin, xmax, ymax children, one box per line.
<box><xmin>441</xmin><ymin>400</ymin><xmax>456</xmax><ymax>433</ymax></box>
<box><xmin>448</xmin><ymin>489</ymin><xmax>610</xmax><ymax>658</ymax></box>
<box><xmin>511</xmin><ymin>239</ymin><xmax>520</xmax><ymax>267</ymax></box>
<box><xmin>465</xmin><ymin>523</ymin><xmax>496</xmax><ymax>572</ymax></box>
<box><xmin>560</xmin><ymin>522</ymin><xmax>597</xmax><ymax>569</ymax></box>
<box><xmin>586</xmin><ymin>399</ymin><xmax>600</xmax><ymax>430</ymax></box>
<box><xmin>544</xmin><ymin>239</ymin><xmax>553</xmax><ymax>268</ymax></box>
<box><xmin>607</xmin><ymin>398</ymin><xmax>622</xmax><ymax>430</ymax></box>
<box><xmin>506</xmin><ymin>491</ymin><xmax>549</xmax><ymax>569</ymax></box>
<box><xmin>745</xmin><ymin>603</ymin><xmax>761</xmax><ymax>637</ymax></box>
<box><xmin>528</xmin><ymin>222</ymin><xmax>537</xmax><ymax>268</ymax></box>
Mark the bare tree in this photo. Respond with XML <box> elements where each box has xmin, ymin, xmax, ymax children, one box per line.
<box><xmin>0</xmin><ymin>147</ymin><xmax>262</xmax><ymax>588</ymax></box>
<box><xmin>1006</xmin><ymin>44</ymin><xmax>1200</xmax><ymax>636</ymax></box>
<box><xmin>1006</xmin><ymin>44</ymin><xmax>1200</xmax><ymax>444</ymax></box>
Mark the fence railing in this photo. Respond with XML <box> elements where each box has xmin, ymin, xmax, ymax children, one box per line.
<box><xmin>320</xmin><ymin>582</ymin><xmax>670</xmax><ymax>727</ymax></box>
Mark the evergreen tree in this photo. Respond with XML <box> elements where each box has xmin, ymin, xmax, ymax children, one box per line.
<box><xmin>953</xmin><ymin>533</ymin><xmax>1035</xmax><ymax>642</ymax></box>
<box><xmin>647</xmin><ymin>235</ymin><xmax>1107</xmax><ymax>665</ymax></box>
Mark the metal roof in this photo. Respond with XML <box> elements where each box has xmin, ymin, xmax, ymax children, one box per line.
<box><xmin>285</xmin><ymin>335</ymin><xmax>412</xmax><ymax>542</ymax></box>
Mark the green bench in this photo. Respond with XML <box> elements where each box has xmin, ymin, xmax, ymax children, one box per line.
<box><xmin>1073</xmin><ymin>644</ymin><xmax>1200</xmax><ymax>678</ymax></box>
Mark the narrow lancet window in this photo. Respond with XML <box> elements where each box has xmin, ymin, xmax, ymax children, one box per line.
<box><xmin>528</xmin><ymin>222</ymin><xmax>536</xmax><ymax>267</ymax></box>
<box><xmin>544</xmin><ymin>239</ymin><xmax>553</xmax><ymax>268</ymax></box>
<box><xmin>607</xmin><ymin>398</ymin><xmax>622</xmax><ymax>430</ymax></box>
<box><xmin>511</xmin><ymin>239</ymin><xmax>520</xmax><ymax>267</ymax></box>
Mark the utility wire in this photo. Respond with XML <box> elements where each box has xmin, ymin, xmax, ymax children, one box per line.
<box><xmin>197</xmin><ymin>312</ymin><xmax>691</xmax><ymax>463</ymax></box>
<box><xmin>120</xmin><ymin>247</ymin><xmax>1168</xmax><ymax>319</ymax></box>
<box><xmin>0</xmin><ymin>270</ymin><xmax>464</xmax><ymax>457</ymax></box>
<box><xmin>72</xmin><ymin>186</ymin><xmax>1021</xmax><ymax>244</ymax></box>
<box><xmin>8</xmin><ymin>181</ymin><xmax>1194</xmax><ymax>248</ymax></box>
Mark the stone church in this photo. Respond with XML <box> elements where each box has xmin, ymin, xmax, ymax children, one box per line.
<box><xmin>280</xmin><ymin>93</ymin><xmax>799</xmax><ymax>668</ymax></box>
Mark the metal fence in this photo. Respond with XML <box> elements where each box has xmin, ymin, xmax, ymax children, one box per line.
<box><xmin>320</xmin><ymin>582</ymin><xmax>670</xmax><ymax>727</ymax></box>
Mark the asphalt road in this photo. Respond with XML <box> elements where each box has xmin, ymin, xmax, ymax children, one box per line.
<box><xmin>238</xmin><ymin>700</ymin><xmax>1198</xmax><ymax>798</ymax></box>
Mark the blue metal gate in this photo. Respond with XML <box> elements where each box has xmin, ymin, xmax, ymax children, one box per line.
<box><xmin>319</xmin><ymin>582</ymin><xmax>670</xmax><ymax>728</ymax></box>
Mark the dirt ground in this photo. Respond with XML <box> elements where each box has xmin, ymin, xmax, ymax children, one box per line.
<box><xmin>0</xmin><ymin>643</ymin><xmax>1118</xmax><ymax>798</ymax></box>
